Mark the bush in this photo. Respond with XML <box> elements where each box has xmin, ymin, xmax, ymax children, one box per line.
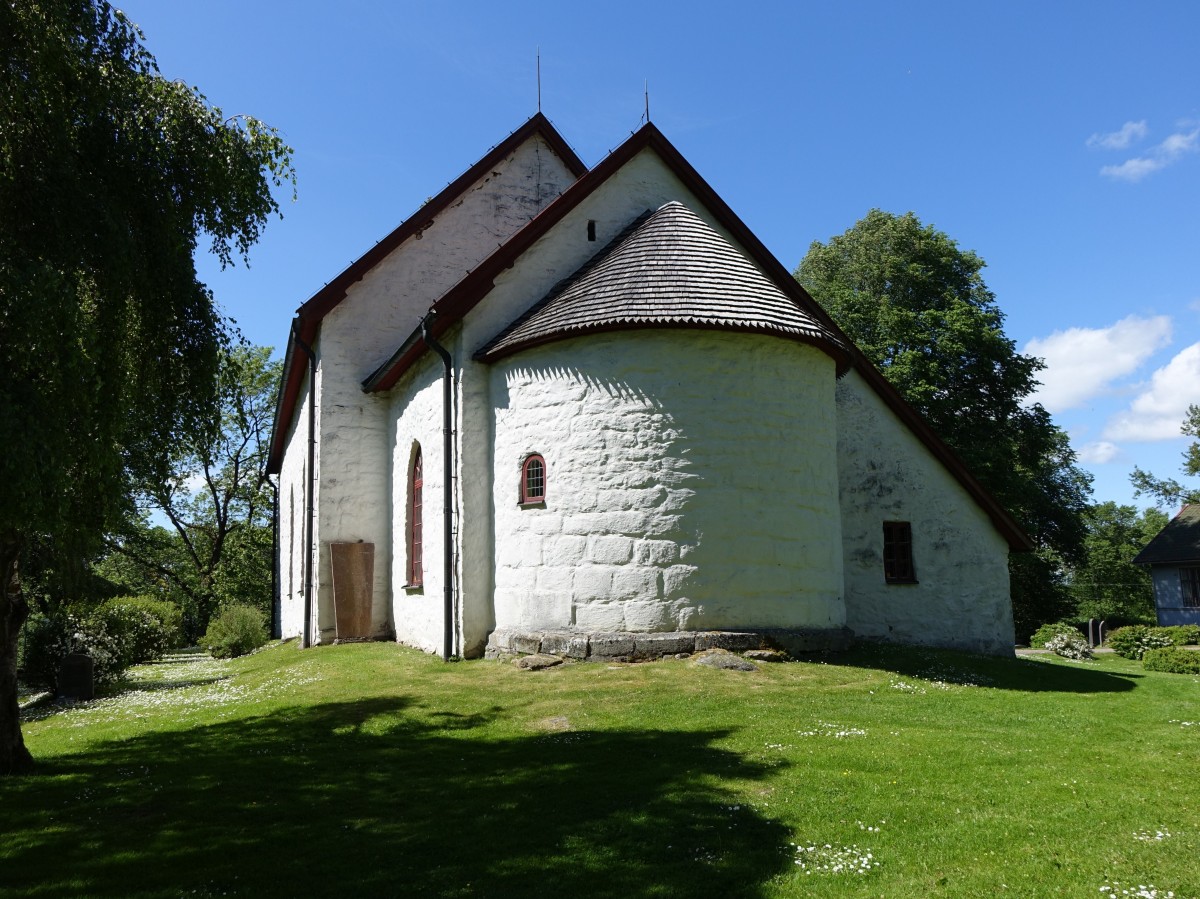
<box><xmin>1105</xmin><ymin>625</ymin><xmax>1173</xmax><ymax>660</ymax></box>
<box><xmin>1045</xmin><ymin>632</ymin><xmax>1093</xmax><ymax>660</ymax></box>
<box><xmin>201</xmin><ymin>604</ymin><xmax>268</xmax><ymax>659</ymax></box>
<box><xmin>1030</xmin><ymin>622</ymin><xmax>1082</xmax><ymax>649</ymax></box>
<box><xmin>1160</xmin><ymin>624</ymin><xmax>1200</xmax><ymax>646</ymax></box>
<box><xmin>18</xmin><ymin>612</ymin><xmax>127</xmax><ymax>692</ymax></box>
<box><xmin>1143</xmin><ymin>647</ymin><xmax>1200</xmax><ymax>674</ymax></box>
<box><xmin>94</xmin><ymin>596</ymin><xmax>181</xmax><ymax>666</ymax></box>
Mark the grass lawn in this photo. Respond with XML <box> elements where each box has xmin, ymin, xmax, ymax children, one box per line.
<box><xmin>3</xmin><ymin>641</ymin><xmax>1198</xmax><ymax>898</ymax></box>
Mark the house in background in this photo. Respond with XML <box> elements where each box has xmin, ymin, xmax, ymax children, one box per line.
<box><xmin>267</xmin><ymin>114</ymin><xmax>1030</xmax><ymax>660</ymax></box>
<box><xmin>1133</xmin><ymin>504</ymin><xmax>1200</xmax><ymax>626</ymax></box>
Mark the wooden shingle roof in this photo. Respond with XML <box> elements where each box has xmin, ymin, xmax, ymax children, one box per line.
<box><xmin>1133</xmin><ymin>504</ymin><xmax>1200</xmax><ymax>565</ymax></box>
<box><xmin>474</xmin><ymin>202</ymin><xmax>848</xmax><ymax>363</ymax></box>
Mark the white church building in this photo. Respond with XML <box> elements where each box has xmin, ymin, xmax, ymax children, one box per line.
<box><xmin>267</xmin><ymin>114</ymin><xmax>1029</xmax><ymax>660</ymax></box>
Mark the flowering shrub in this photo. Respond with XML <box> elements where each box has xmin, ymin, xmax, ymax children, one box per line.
<box><xmin>18</xmin><ymin>613</ymin><xmax>127</xmax><ymax>691</ymax></box>
<box><xmin>201</xmin><ymin>604</ymin><xmax>269</xmax><ymax>658</ymax></box>
<box><xmin>1160</xmin><ymin>624</ymin><xmax>1200</xmax><ymax>646</ymax></box>
<box><xmin>1106</xmin><ymin>626</ymin><xmax>1172</xmax><ymax>660</ymax></box>
<box><xmin>1029</xmin><ymin>621</ymin><xmax>1082</xmax><ymax>649</ymax></box>
<box><xmin>1142</xmin><ymin>647</ymin><xmax>1200</xmax><ymax>674</ymax></box>
<box><xmin>1045</xmin><ymin>632</ymin><xmax>1093</xmax><ymax>660</ymax></box>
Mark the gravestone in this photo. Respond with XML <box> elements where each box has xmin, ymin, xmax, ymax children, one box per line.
<box><xmin>58</xmin><ymin>653</ymin><xmax>94</xmax><ymax>701</ymax></box>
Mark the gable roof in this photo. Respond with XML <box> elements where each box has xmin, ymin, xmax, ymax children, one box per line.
<box><xmin>266</xmin><ymin>113</ymin><xmax>587</xmax><ymax>474</ymax></box>
<box><xmin>1133</xmin><ymin>504</ymin><xmax>1200</xmax><ymax>566</ymax></box>
<box><xmin>474</xmin><ymin>201</ymin><xmax>848</xmax><ymax>363</ymax></box>
<box><xmin>363</xmin><ymin>122</ymin><xmax>853</xmax><ymax>392</ymax></box>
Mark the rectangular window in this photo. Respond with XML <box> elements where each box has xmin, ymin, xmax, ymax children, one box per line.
<box><xmin>883</xmin><ymin>521</ymin><xmax>917</xmax><ymax>584</ymax></box>
<box><xmin>1181</xmin><ymin>567</ymin><xmax>1200</xmax><ymax>608</ymax></box>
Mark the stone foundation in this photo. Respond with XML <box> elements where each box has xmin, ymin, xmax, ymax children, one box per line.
<box><xmin>485</xmin><ymin>626</ymin><xmax>853</xmax><ymax>661</ymax></box>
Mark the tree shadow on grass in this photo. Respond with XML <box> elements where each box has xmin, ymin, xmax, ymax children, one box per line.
<box><xmin>2</xmin><ymin>698</ymin><xmax>792</xmax><ymax>898</ymax></box>
<box><xmin>830</xmin><ymin>641</ymin><xmax>1142</xmax><ymax>693</ymax></box>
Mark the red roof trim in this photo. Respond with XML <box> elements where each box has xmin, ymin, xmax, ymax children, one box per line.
<box><xmin>266</xmin><ymin>113</ymin><xmax>587</xmax><ymax>473</ymax></box>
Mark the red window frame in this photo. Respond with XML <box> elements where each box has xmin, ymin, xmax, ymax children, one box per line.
<box><xmin>883</xmin><ymin>521</ymin><xmax>917</xmax><ymax>584</ymax></box>
<box><xmin>409</xmin><ymin>448</ymin><xmax>423</xmax><ymax>586</ymax></box>
<box><xmin>520</xmin><ymin>454</ymin><xmax>546</xmax><ymax>505</ymax></box>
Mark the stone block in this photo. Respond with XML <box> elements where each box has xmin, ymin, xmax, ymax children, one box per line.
<box><xmin>694</xmin><ymin>650</ymin><xmax>757</xmax><ymax>672</ymax></box>
<box><xmin>622</xmin><ymin>599</ymin><xmax>672</xmax><ymax>631</ymax></box>
<box><xmin>611</xmin><ymin>566</ymin><xmax>660</xmax><ymax>601</ymax></box>
<box><xmin>589</xmin><ymin>633</ymin><xmax>636</xmax><ymax>659</ymax></box>
<box><xmin>540</xmin><ymin>632</ymin><xmax>589</xmax><ymax>659</ymax></box>
<box><xmin>586</xmin><ymin>535</ymin><xmax>635</xmax><ymax>565</ymax></box>
<box><xmin>535</xmin><ymin>566</ymin><xmax>575</xmax><ymax>594</ymax></box>
<box><xmin>632</xmin><ymin>633</ymin><xmax>695</xmax><ymax>658</ymax></box>
<box><xmin>761</xmin><ymin>627</ymin><xmax>854</xmax><ymax>654</ymax></box>
<box><xmin>572</xmin><ymin>566</ymin><xmax>613</xmax><ymax>601</ymax></box>
<box><xmin>744</xmin><ymin>649</ymin><xmax>789</xmax><ymax>663</ymax></box>
<box><xmin>574</xmin><ymin>601</ymin><xmax>625</xmax><ymax>631</ymax></box>
<box><xmin>509</xmin><ymin>632</ymin><xmax>543</xmax><ymax>655</ymax></box>
<box><xmin>695</xmin><ymin>631</ymin><xmax>765</xmax><ymax>652</ymax></box>
<box><xmin>488</xmin><ymin>628</ymin><xmax>517</xmax><ymax>652</ymax></box>
<box><xmin>514</xmin><ymin>654</ymin><xmax>563</xmax><ymax>671</ymax></box>
<box><xmin>544</xmin><ymin>535</ymin><xmax>586</xmax><ymax>567</ymax></box>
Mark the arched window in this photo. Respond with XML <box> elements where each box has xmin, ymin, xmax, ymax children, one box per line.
<box><xmin>409</xmin><ymin>447</ymin><xmax>423</xmax><ymax>586</ymax></box>
<box><xmin>520</xmin><ymin>454</ymin><xmax>546</xmax><ymax>505</ymax></box>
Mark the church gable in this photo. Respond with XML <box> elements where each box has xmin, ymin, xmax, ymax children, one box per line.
<box><xmin>268</xmin><ymin>113</ymin><xmax>586</xmax><ymax>474</ymax></box>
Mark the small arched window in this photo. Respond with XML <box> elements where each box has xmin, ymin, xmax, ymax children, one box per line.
<box><xmin>520</xmin><ymin>454</ymin><xmax>546</xmax><ymax>506</ymax></box>
<box><xmin>409</xmin><ymin>447</ymin><xmax>423</xmax><ymax>586</ymax></box>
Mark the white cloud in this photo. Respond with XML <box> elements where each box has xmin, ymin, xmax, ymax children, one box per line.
<box><xmin>1103</xmin><ymin>342</ymin><xmax>1200</xmax><ymax>441</ymax></box>
<box><xmin>1101</xmin><ymin>126</ymin><xmax>1200</xmax><ymax>182</ymax></box>
<box><xmin>1190</xmin><ymin>297</ymin><xmax>1200</xmax><ymax>314</ymax></box>
<box><xmin>1076</xmin><ymin>441</ymin><xmax>1123</xmax><ymax>464</ymax></box>
<box><xmin>1087</xmin><ymin>120</ymin><xmax>1147</xmax><ymax>150</ymax></box>
<box><xmin>1024</xmin><ymin>314</ymin><xmax>1172</xmax><ymax>412</ymax></box>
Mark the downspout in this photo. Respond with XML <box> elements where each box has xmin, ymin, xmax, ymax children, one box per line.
<box><xmin>292</xmin><ymin>320</ymin><xmax>318</xmax><ymax>649</ymax></box>
<box><xmin>420</xmin><ymin>314</ymin><xmax>455</xmax><ymax>662</ymax></box>
<box><xmin>270</xmin><ymin>475</ymin><xmax>280</xmax><ymax>639</ymax></box>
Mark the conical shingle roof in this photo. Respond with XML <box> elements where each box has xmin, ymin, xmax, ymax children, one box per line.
<box><xmin>474</xmin><ymin>201</ymin><xmax>847</xmax><ymax>363</ymax></box>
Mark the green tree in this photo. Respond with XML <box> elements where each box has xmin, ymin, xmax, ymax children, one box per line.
<box><xmin>109</xmin><ymin>346</ymin><xmax>281</xmax><ymax>640</ymax></box>
<box><xmin>1068</xmin><ymin>503</ymin><xmax>1167</xmax><ymax>623</ymax></box>
<box><xmin>0</xmin><ymin>1</ymin><xmax>293</xmax><ymax>775</ymax></box>
<box><xmin>796</xmin><ymin>210</ymin><xmax>1092</xmax><ymax>640</ymax></box>
<box><xmin>1130</xmin><ymin>404</ymin><xmax>1200</xmax><ymax>509</ymax></box>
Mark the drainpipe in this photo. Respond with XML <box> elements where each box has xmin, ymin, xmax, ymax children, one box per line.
<box><xmin>270</xmin><ymin>475</ymin><xmax>280</xmax><ymax>639</ymax></box>
<box><xmin>292</xmin><ymin>320</ymin><xmax>318</xmax><ymax>649</ymax></box>
<box><xmin>420</xmin><ymin>314</ymin><xmax>455</xmax><ymax>662</ymax></box>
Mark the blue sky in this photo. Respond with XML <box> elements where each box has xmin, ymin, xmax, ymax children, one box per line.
<box><xmin>117</xmin><ymin>0</ymin><xmax>1199</xmax><ymax>510</ymax></box>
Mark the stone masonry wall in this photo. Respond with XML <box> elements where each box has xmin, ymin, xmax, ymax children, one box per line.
<box><xmin>489</xmin><ymin>329</ymin><xmax>845</xmax><ymax>634</ymax></box>
<box><xmin>835</xmin><ymin>370</ymin><xmax>1015</xmax><ymax>655</ymax></box>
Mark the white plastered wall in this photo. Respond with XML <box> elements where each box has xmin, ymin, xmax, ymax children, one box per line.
<box><xmin>835</xmin><ymin>370</ymin><xmax>1015</xmax><ymax>655</ymax></box>
<box><xmin>452</xmin><ymin>146</ymin><xmax>774</xmax><ymax>651</ymax></box>
<box><xmin>276</xmin><ymin>360</ymin><xmax>320</xmax><ymax>640</ymax></box>
<box><xmin>306</xmin><ymin>135</ymin><xmax>579</xmax><ymax>644</ymax></box>
<box><xmin>387</xmin><ymin>354</ymin><xmax>451</xmax><ymax>654</ymax></box>
<box><xmin>488</xmin><ymin>330</ymin><xmax>845</xmax><ymax>633</ymax></box>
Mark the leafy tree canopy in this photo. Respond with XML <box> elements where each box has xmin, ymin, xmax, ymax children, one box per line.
<box><xmin>108</xmin><ymin>345</ymin><xmax>281</xmax><ymax>640</ymax></box>
<box><xmin>1131</xmin><ymin>404</ymin><xmax>1200</xmax><ymax>509</ymax></box>
<box><xmin>0</xmin><ymin>0</ymin><xmax>293</xmax><ymax>775</ymax></box>
<box><xmin>796</xmin><ymin>210</ymin><xmax>1092</xmax><ymax>638</ymax></box>
<box><xmin>1068</xmin><ymin>502</ymin><xmax>1167</xmax><ymax>624</ymax></box>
